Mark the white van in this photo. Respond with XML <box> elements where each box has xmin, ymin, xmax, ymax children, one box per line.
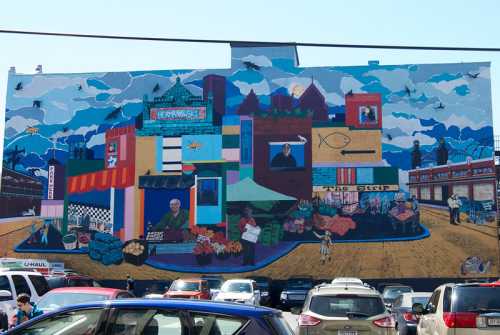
<box><xmin>0</xmin><ymin>270</ymin><xmax>50</xmax><ymax>320</ymax></box>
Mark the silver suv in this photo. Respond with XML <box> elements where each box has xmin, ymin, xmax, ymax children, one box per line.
<box><xmin>296</xmin><ymin>283</ymin><xmax>396</xmax><ymax>335</ymax></box>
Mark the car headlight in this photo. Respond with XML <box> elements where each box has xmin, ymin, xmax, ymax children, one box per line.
<box><xmin>280</xmin><ymin>292</ymin><xmax>287</xmax><ymax>300</ymax></box>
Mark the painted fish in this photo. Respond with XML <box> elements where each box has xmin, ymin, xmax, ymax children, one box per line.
<box><xmin>188</xmin><ymin>141</ymin><xmax>202</xmax><ymax>150</ymax></box>
<box><xmin>318</xmin><ymin>132</ymin><xmax>351</xmax><ymax>149</ymax></box>
<box><xmin>25</xmin><ymin>126</ymin><xmax>39</xmax><ymax>135</ymax></box>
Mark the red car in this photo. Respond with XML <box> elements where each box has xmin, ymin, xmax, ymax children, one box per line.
<box><xmin>164</xmin><ymin>278</ymin><xmax>211</xmax><ymax>300</ymax></box>
<box><xmin>37</xmin><ymin>287</ymin><xmax>134</xmax><ymax>313</ymax></box>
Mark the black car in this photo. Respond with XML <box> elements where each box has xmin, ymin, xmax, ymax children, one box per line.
<box><xmin>280</xmin><ymin>276</ymin><xmax>314</xmax><ymax>310</ymax></box>
<box><xmin>391</xmin><ymin>292</ymin><xmax>431</xmax><ymax>335</ymax></box>
<box><xmin>246</xmin><ymin>276</ymin><xmax>272</xmax><ymax>305</ymax></box>
<box><xmin>45</xmin><ymin>274</ymin><xmax>101</xmax><ymax>289</ymax></box>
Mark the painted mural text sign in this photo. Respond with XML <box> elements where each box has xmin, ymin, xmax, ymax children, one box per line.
<box><xmin>313</xmin><ymin>185</ymin><xmax>399</xmax><ymax>192</ymax></box>
<box><xmin>48</xmin><ymin>165</ymin><xmax>55</xmax><ymax>200</ymax></box>
<box><xmin>151</xmin><ymin>107</ymin><xmax>206</xmax><ymax>121</ymax></box>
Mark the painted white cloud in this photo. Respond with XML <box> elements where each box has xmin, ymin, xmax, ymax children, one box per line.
<box><xmin>74</xmin><ymin>125</ymin><xmax>99</xmax><ymax>136</ymax></box>
<box><xmin>340</xmin><ymin>76</ymin><xmax>365</xmax><ymax>94</ymax></box>
<box><xmin>383</xmin><ymin>114</ymin><xmax>433</xmax><ymax>134</ymax></box>
<box><xmin>14</xmin><ymin>76</ymin><xmax>86</xmax><ymax>98</ymax></box>
<box><xmin>240</xmin><ymin>55</ymin><xmax>273</xmax><ymax>68</ymax></box>
<box><xmin>51</xmin><ymin>101</ymin><xmax>68</xmax><ymax>111</ymax></box>
<box><xmin>443</xmin><ymin>114</ymin><xmax>487</xmax><ymax>130</ymax></box>
<box><xmin>383</xmin><ymin>132</ymin><xmax>436</xmax><ymax>149</ymax></box>
<box><xmin>431</xmin><ymin>78</ymin><xmax>469</xmax><ymax>95</ymax></box>
<box><xmin>478</xmin><ymin>66</ymin><xmax>490</xmax><ymax>80</ymax></box>
<box><xmin>86</xmin><ymin>133</ymin><xmax>105</xmax><ymax>148</ymax></box>
<box><xmin>5</xmin><ymin>116</ymin><xmax>41</xmax><ymax>133</ymax></box>
<box><xmin>233</xmin><ymin>79</ymin><xmax>270</xmax><ymax>95</ymax></box>
<box><xmin>365</xmin><ymin>68</ymin><xmax>411</xmax><ymax>91</ymax></box>
<box><xmin>398</xmin><ymin>169</ymin><xmax>409</xmax><ymax>192</ymax></box>
<box><xmin>34</xmin><ymin>169</ymin><xmax>48</xmax><ymax>178</ymax></box>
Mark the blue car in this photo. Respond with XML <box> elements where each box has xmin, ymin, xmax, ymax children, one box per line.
<box><xmin>4</xmin><ymin>298</ymin><xmax>294</xmax><ymax>335</ymax></box>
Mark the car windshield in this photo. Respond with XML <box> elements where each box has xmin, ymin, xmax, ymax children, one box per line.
<box><xmin>287</xmin><ymin>279</ymin><xmax>313</xmax><ymax>290</ymax></box>
<box><xmin>206</xmin><ymin>279</ymin><xmax>222</xmax><ymax>290</ymax></box>
<box><xmin>222</xmin><ymin>282</ymin><xmax>252</xmax><ymax>293</ymax></box>
<box><xmin>170</xmin><ymin>281</ymin><xmax>200</xmax><ymax>292</ymax></box>
<box><xmin>38</xmin><ymin>292</ymin><xmax>110</xmax><ymax>311</ymax></box>
<box><xmin>453</xmin><ymin>287</ymin><xmax>500</xmax><ymax>312</ymax></box>
<box><xmin>310</xmin><ymin>295</ymin><xmax>386</xmax><ymax>318</ymax></box>
<box><xmin>67</xmin><ymin>278</ymin><xmax>94</xmax><ymax>287</ymax></box>
<box><xmin>383</xmin><ymin>287</ymin><xmax>412</xmax><ymax>300</ymax></box>
<box><xmin>411</xmin><ymin>296</ymin><xmax>431</xmax><ymax>306</ymax></box>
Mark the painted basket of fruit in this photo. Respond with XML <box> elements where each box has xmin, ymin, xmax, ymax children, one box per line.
<box><xmin>122</xmin><ymin>239</ymin><xmax>149</xmax><ymax>266</ymax></box>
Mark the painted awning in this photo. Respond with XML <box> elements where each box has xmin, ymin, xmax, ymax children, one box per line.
<box><xmin>226</xmin><ymin>178</ymin><xmax>296</xmax><ymax>202</ymax></box>
<box><xmin>67</xmin><ymin>167</ymin><xmax>134</xmax><ymax>194</ymax></box>
<box><xmin>138</xmin><ymin>174</ymin><xmax>195</xmax><ymax>189</ymax></box>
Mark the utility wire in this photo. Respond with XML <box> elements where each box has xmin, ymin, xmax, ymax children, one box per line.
<box><xmin>1</xmin><ymin>29</ymin><xmax>500</xmax><ymax>52</ymax></box>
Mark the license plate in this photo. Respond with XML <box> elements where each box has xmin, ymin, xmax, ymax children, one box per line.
<box><xmin>487</xmin><ymin>318</ymin><xmax>500</xmax><ymax>326</ymax></box>
<box><xmin>338</xmin><ymin>331</ymin><xmax>357</xmax><ymax>335</ymax></box>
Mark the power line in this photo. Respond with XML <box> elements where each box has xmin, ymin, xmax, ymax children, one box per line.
<box><xmin>1</xmin><ymin>29</ymin><xmax>500</xmax><ymax>52</ymax></box>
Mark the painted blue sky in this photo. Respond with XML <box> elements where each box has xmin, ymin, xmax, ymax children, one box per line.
<box><xmin>1</xmin><ymin>0</ymin><xmax>500</xmax><ymax>173</ymax></box>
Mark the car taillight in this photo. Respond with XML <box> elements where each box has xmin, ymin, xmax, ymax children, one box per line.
<box><xmin>443</xmin><ymin>312</ymin><xmax>478</xmax><ymax>328</ymax></box>
<box><xmin>403</xmin><ymin>312</ymin><xmax>417</xmax><ymax>322</ymax></box>
<box><xmin>298</xmin><ymin>314</ymin><xmax>321</xmax><ymax>327</ymax></box>
<box><xmin>373</xmin><ymin>316</ymin><xmax>395</xmax><ymax>328</ymax></box>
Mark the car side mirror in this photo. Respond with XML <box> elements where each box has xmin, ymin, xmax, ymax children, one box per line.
<box><xmin>290</xmin><ymin>307</ymin><xmax>302</xmax><ymax>315</ymax></box>
<box><xmin>385</xmin><ymin>303</ymin><xmax>392</xmax><ymax>312</ymax></box>
<box><xmin>0</xmin><ymin>290</ymin><xmax>12</xmax><ymax>300</ymax></box>
<box><xmin>412</xmin><ymin>303</ymin><xmax>425</xmax><ymax>315</ymax></box>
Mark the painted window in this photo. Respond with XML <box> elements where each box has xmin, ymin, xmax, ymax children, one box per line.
<box><xmin>472</xmin><ymin>167</ymin><xmax>494</xmax><ymax>175</ymax></box>
<box><xmin>410</xmin><ymin>187</ymin><xmax>418</xmax><ymax>198</ymax></box>
<box><xmin>240</xmin><ymin>120</ymin><xmax>253</xmax><ymax>164</ymax></box>
<box><xmin>473</xmin><ymin>183</ymin><xmax>494</xmax><ymax>201</ymax></box>
<box><xmin>453</xmin><ymin>185</ymin><xmax>469</xmax><ymax>198</ymax></box>
<box><xmin>358</xmin><ymin>105</ymin><xmax>378</xmax><ymax>125</ymax></box>
<box><xmin>162</xmin><ymin>137</ymin><xmax>182</xmax><ymax>172</ymax></box>
<box><xmin>452</xmin><ymin>170</ymin><xmax>468</xmax><ymax>178</ymax></box>
<box><xmin>434</xmin><ymin>186</ymin><xmax>442</xmax><ymax>201</ymax></box>
<box><xmin>269</xmin><ymin>141</ymin><xmax>305</xmax><ymax>171</ymax></box>
<box><xmin>106</xmin><ymin>140</ymin><xmax>119</xmax><ymax>168</ymax></box>
<box><xmin>420</xmin><ymin>187</ymin><xmax>431</xmax><ymax>200</ymax></box>
<box><xmin>197</xmin><ymin>179</ymin><xmax>219</xmax><ymax>206</ymax></box>
<box><xmin>433</xmin><ymin>172</ymin><xmax>448</xmax><ymax>180</ymax></box>
<box><xmin>420</xmin><ymin>174</ymin><xmax>430</xmax><ymax>181</ymax></box>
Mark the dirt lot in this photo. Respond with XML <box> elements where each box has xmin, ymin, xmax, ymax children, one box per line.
<box><xmin>0</xmin><ymin>205</ymin><xmax>498</xmax><ymax>280</ymax></box>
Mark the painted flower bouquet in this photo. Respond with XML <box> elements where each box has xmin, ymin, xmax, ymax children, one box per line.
<box><xmin>225</xmin><ymin>241</ymin><xmax>242</xmax><ymax>257</ymax></box>
<box><xmin>193</xmin><ymin>240</ymin><xmax>214</xmax><ymax>265</ymax></box>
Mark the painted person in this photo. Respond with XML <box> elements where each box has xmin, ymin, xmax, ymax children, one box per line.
<box><xmin>239</xmin><ymin>207</ymin><xmax>261</xmax><ymax>266</ymax></box>
<box><xmin>271</xmin><ymin>143</ymin><xmax>297</xmax><ymax>168</ymax></box>
<box><xmin>40</xmin><ymin>221</ymin><xmax>49</xmax><ymax>246</ymax></box>
<box><xmin>15</xmin><ymin>294</ymin><xmax>43</xmax><ymax>326</ymax></box>
<box><xmin>27</xmin><ymin>221</ymin><xmax>38</xmax><ymax>245</ymax></box>
<box><xmin>155</xmin><ymin>198</ymin><xmax>189</xmax><ymax>242</ymax></box>
<box><xmin>447</xmin><ymin>194</ymin><xmax>461</xmax><ymax>225</ymax></box>
<box><xmin>126</xmin><ymin>274</ymin><xmax>135</xmax><ymax>296</ymax></box>
<box><xmin>313</xmin><ymin>230</ymin><xmax>333</xmax><ymax>265</ymax></box>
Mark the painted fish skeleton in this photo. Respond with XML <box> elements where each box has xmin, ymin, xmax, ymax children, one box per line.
<box><xmin>318</xmin><ymin>132</ymin><xmax>351</xmax><ymax>149</ymax></box>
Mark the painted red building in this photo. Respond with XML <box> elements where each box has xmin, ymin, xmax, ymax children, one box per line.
<box><xmin>345</xmin><ymin>93</ymin><xmax>382</xmax><ymax>129</ymax></box>
<box><xmin>408</xmin><ymin>158</ymin><xmax>496</xmax><ymax>205</ymax></box>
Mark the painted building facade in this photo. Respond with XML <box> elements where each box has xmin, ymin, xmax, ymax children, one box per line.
<box><xmin>1</xmin><ymin>44</ymin><xmax>497</xmax><ymax>278</ymax></box>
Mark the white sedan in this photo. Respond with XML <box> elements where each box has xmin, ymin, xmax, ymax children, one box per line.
<box><xmin>214</xmin><ymin>279</ymin><xmax>261</xmax><ymax>305</ymax></box>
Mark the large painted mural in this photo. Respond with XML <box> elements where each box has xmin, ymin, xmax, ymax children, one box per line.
<box><xmin>1</xmin><ymin>44</ymin><xmax>497</xmax><ymax>277</ymax></box>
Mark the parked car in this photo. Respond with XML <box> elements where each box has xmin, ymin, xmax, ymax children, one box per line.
<box><xmin>37</xmin><ymin>287</ymin><xmax>134</xmax><ymax>312</ymax></box>
<box><xmin>414</xmin><ymin>281</ymin><xmax>500</xmax><ymax>334</ymax></box>
<box><xmin>0</xmin><ymin>270</ymin><xmax>50</xmax><ymax>320</ymax></box>
<box><xmin>214</xmin><ymin>279</ymin><xmax>261</xmax><ymax>305</ymax></box>
<box><xmin>247</xmin><ymin>276</ymin><xmax>272</xmax><ymax>305</ymax></box>
<box><xmin>5</xmin><ymin>298</ymin><xmax>295</xmax><ymax>335</ymax></box>
<box><xmin>382</xmin><ymin>285</ymin><xmax>413</xmax><ymax>308</ymax></box>
<box><xmin>280</xmin><ymin>276</ymin><xmax>314</xmax><ymax>310</ymax></box>
<box><xmin>45</xmin><ymin>274</ymin><xmax>101</xmax><ymax>289</ymax></box>
<box><xmin>201</xmin><ymin>274</ymin><xmax>224</xmax><ymax>299</ymax></box>
<box><xmin>391</xmin><ymin>292</ymin><xmax>432</xmax><ymax>335</ymax></box>
<box><xmin>295</xmin><ymin>283</ymin><xmax>395</xmax><ymax>335</ymax></box>
<box><xmin>164</xmin><ymin>278</ymin><xmax>211</xmax><ymax>300</ymax></box>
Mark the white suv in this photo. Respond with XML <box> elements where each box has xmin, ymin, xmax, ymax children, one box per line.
<box><xmin>0</xmin><ymin>270</ymin><xmax>50</xmax><ymax>319</ymax></box>
<box><xmin>296</xmin><ymin>283</ymin><xmax>395</xmax><ymax>335</ymax></box>
<box><xmin>414</xmin><ymin>281</ymin><xmax>500</xmax><ymax>334</ymax></box>
<box><xmin>214</xmin><ymin>279</ymin><xmax>261</xmax><ymax>305</ymax></box>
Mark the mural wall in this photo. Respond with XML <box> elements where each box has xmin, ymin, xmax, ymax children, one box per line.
<box><xmin>1</xmin><ymin>44</ymin><xmax>497</xmax><ymax>277</ymax></box>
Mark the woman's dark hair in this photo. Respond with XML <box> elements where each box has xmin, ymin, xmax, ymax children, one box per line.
<box><xmin>17</xmin><ymin>293</ymin><xmax>31</xmax><ymax>304</ymax></box>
